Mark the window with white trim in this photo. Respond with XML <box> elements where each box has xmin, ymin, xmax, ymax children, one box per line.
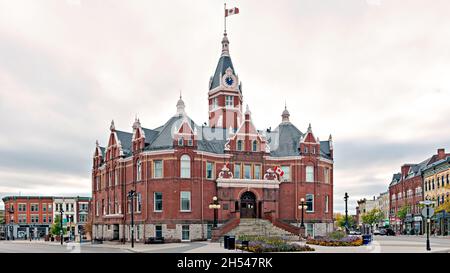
<box><xmin>306</xmin><ymin>194</ymin><xmax>314</xmax><ymax>212</ymax></box>
<box><xmin>244</xmin><ymin>164</ymin><xmax>251</xmax><ymax>179</ymax></box>
<box><xmin>154</xmin><ymin>192</ymin><xmax>163</xmax><ymax>212</ymax></box>
<box><xmin>254</xmin><ymin>165</ymin><xmax>261</xmax><ymax>179</ymax></box>
<box><xmin>306</xmin><ymin>166</ymin><xmax>314</xmax><ymax>182</ymax></box>
<box><xmin>206</xmin><ymin>162</ymin><xmax>214</xmax><ymax>179</ymax></box>
<box><xmin>225</xmin><ymin>96</ymin><xmax>233</xmax><ymax>108</ymax></box>
<box><xmin>180</xmin><ymin>191</ymin><xmax>191</xmax><ymax>211</ymax></box>
<box><xmin>154</xmin><ymin>160</ymin><xmax>163</xmax><ymax>178</ymax></box>
<box><xmin>136</xmin><ymin>193</ymin><xmax>142</xmax><ymax>213</ymax></box>
<box><xmin>180</xmin><ymin>155</ymin><xmax>191</xmax><ymax>178</ymax></box>
<box><xmin>136</xmin><ymin>160</ymin><xmax>142</xmax><ymax>181</ymax></box>
<box><xmin>281</xmin><ymin>166</ymin><xmax>290</xmax><ymax>181</ymax></box>
<box><xmin>325</xmin><ymin>195</ymin><xmax>329</xmax><ymax>213</ymax></box>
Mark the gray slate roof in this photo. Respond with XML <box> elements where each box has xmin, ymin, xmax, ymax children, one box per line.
<box><xmin>209</xmin><ymin>55</ymin><xmax>238</xmax><ymax>91</ymax></box>
<box><xmin>269</xmin><ymin>123</ymin><xmax>303</xmax><ymax>157</ymax></box>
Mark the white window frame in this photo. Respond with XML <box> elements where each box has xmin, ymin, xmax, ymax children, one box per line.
<box><xmin>136</xmin><ymin>193</ymin><xmax>142</xmax><ymax>213</ymax></box>
<box><xmin>180</xmin><ymin>155</ymin><xmax>191</xmax><ymax>178</ymax></box>
<box><xmin>206</xmin><ymin>162</ymin><xmax>214</xmax><ymax>180</ymax></box>
<box><xmin>234</xmin><ymin>163</ymin><xmax>241</xmax><ymax>179</ymax></box>
<box><xmin>225</xmin><ymin>96</ymin><xmax>233</xmax><ymax>108</ymax></box>
<box><xmin>181</xmin><ymin>225</ymin><xmax>190</xmax><ymax>241</ymax></box>
<box><xmin>306</xmin><ymin>166</ymin><xmax>314</xmax><ymax>182</ymax></box>
<box><xmin>136</xmin><ymin>160</ymin><xmax>142</xmax><ymax>181</ymax></box>
<box><xmin>325</xmin><ymin>195</ymin><xmax>329</xmax><ymax>213</ymax></box>
<box><xmin>154</xmin><ymin>192</ymin><xmax>163</xmax><ymax>212</ymax></box>
<box><xmin>153</xmin><ymin>160</ymin><xmax>163</xmax><ymax>178</ymax></box>
<box><xmin>244</xmin><ymin>164</ymin><xmax>252</xmax><ymax>179</ymax></box>
<box><xmin>180</xmin><ymin>191</ymin><xmax>191</xmax><ymax>212</ymax></box>
<box><xmin>281</xmin><ymin>165</ymin><xmax>290</xmax><ymax>181</ymax></box>
<box><xmin>254</xmin><ymin>164</ymin><xmax>261</xmax><ymax>179</ymax></box>
<box><xmin>306</xmin><ymin>194</ymin><xmax>314</xmax><ymax>212</ymax></box>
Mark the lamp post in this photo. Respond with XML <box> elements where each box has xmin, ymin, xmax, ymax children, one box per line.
<box><xmin>127</xmin><ymin>190</ymin><xmax>136</xmax><ymax>248</ymax></box>
<box><xmin>420</xmin><ymin>200</ymin><xmax>434</xmax><ymax>251</ymax></box>
<box><xmin>298</xmin><ymin>198</ymin><xmax>307</xmax><ymax>240</ymax></box>
<box><xmin>209</xmin><ymin>196</ymin><xmax>221</xmax><ymax>228</ymax></box>
<box><xmin>344</xmin><ymin>192</ymin><xmax>349</xmax><ymax>233</ymax></box>
<box><xmin>59</xmin><ymin>207</ymin><xmax>64</xmax><ymax>245</ymax></box>
<box><xmin>8</xmin><ymin>206</ymin><xmax>14</xmax><ymax>240</ymax></box>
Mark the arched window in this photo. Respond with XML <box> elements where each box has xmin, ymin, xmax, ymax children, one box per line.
<box><xmin>180</xmin><ymin>155</ymin><xmax>191</xmax><ymax>178</ymax></box>
<box><xmin>252</xmin><ymin>140</ymin><xmax>258</xmax><ymax>152</ymax></box>
<box><xmin>237</xmin><ymin>140</ymin><xmax>243</xmax><ymax>151</ymax></box>
<box><xmin>136</xmin><ymin>160</ymin><xmax>142</xmax><ymax>181</ymax></box>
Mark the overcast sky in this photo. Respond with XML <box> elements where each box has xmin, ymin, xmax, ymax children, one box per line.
<box><xmin>1</xmin><ymin>0</ymin><xmax>449</xmax><ymax>213</ymax></box>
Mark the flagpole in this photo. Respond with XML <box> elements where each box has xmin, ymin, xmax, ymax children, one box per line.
<box><xmin>224</xmin><ymin>2</ymin><xmax>227</xmax><ymax>33</ymax></box>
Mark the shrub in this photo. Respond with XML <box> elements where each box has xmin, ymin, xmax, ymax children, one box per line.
<box><xmin>306</xmin><ymin>235</ymin><xmax>363</xmax><ymax>247</ymax></box>
<box><xmin>236</xmin><ymin>235</ymin><xmax>315</xmax><ymax>253</ymax></box>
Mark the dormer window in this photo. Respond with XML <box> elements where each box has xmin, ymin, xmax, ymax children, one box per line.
<box><xmin>305</xmin><ymin>147</ymin><xmax>308</xmax><ymax>154</ymax></box>
<box><xmin>188</xmin><ymin>139</ymin><xmax>193</xmax><ymax>146</ymax></box>
<box><xmin>237</xmin><ymin>140</ymin><xmax>243</xmax><ymax>151</ymax></box>
<box><xmin>178</xmin><ymin>138</ymin><xmax>184</xmax><ymax>146</ymax></box>
<box><xmin>252</xmin><ymin>140</ymin><xmax>258</xmax><ymax>152</ymax></box>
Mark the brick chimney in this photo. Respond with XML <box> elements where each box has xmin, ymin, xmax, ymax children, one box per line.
<box><xmin>401</xmin><ymin>164</ymin><xmax>412</xmax><ymax>178</ymax></box>
<box><xmin>437</xmin><ymin>148</ymin><xmax>446</xmax><ymax>160</ymax></box>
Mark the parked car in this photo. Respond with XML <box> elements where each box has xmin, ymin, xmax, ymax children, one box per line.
<box><xmin>385</xmin><ymin>228</ymin><xmax>396</xmax><ymax>236</ymax></box>
<box><xmin>349</xmin><ymin>230</ymin><xmax>361</xmax><ymax>235</ymax></box>
<box><xmin>373</xmin><ymin>229</ymin><xmax>381</xmax><ymax>235</ymax></box>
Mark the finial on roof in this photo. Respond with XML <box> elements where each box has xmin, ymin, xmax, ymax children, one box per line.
<box><xmin>329</xmin><ymin>134</ymin><xmax>332</xmax><ymax>141</ymax></box>
<box><xmin>281</xmin><ymin>103</ymin><xmax>290</xmax><ymax>123</ymax></box>
<box><xmin>307</xmin><ymin>123</ymin><xmax>312</xmax><ymax>133</ymax></box>
<box><xmin>110</xmin><ymin>120</ymin><xmax>115</xmax><ymax>131</ymax></box>
<box><xmin>221</xmin><ymin>32</ymin><xmax>230</xmax><ymax>56</ymax></box>
<box><xmin>245</xmin><ymin>104</ymin><xmax>251</xmax><ymax>116</ymax></box>
<box><xmin>132</xmin><ymin>116</ymin><xmax>141</xmax><ymax>130</ymax></box>
<box><xmin>96</xmin><ymin>140</ymin><xmax>99</xmax><ymax>147</ymax></box>
<box><xmin>176</xmin><ymin>93</ymin><xmax>186</xmax><ymax>116</ymax></box>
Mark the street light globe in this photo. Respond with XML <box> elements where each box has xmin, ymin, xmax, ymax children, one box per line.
<box><xmin>300</xmin><ymin>198</ymin><xmax>305</xmax><ymax>202</ymax></box>
<box><xmin>213</xmin><ymin>196</ymin><xmax>218</xmax><ymax>201</ymax></box>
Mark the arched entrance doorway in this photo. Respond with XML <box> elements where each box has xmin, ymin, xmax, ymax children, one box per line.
<box><xmin>240</xmin><ymin>191</ymin><xmax>257</xmax><ymax>218</ymax></box>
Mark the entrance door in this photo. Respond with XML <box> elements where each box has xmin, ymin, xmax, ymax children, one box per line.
<box><xmin>240</xmin><ymin>191</ymin><xmax>257</xmax><ymax>218</ymax></box>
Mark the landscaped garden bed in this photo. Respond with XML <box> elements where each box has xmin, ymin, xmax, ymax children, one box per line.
<box><xmin>306</xmin><ymin>231</ymin><xmax>363</xmax><ymax>247</ymax></box>
<box><xmin>236</xmin><ymin>235</ymin><xmax>315</xmax><ymax>253</ymax></box>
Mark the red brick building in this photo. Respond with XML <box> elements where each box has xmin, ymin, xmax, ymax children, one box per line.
<box><xmin>91</xmin><ymin>32</ymin><xmax>334</xmax><ymax>241</ymax></box>
<box><xmin>389</xmin><ymin>162</ymin><xmax>427</xmax><ymax>234</ymax></box>
<box><xmin>2</xmin><ymin>196</ymin><xmax>54</xmax><ymax>239</ymax></box>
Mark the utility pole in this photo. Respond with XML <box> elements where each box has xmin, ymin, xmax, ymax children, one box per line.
<box><xmin>128</xmin><ymin>190</ymin><xmax>136</xmax><ymax>248</ymax></box>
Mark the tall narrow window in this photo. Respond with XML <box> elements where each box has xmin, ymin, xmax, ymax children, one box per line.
<box><xmin>180</xmin><ymin>155</ymin><xmax>191</xmax><ymax>178</ymax></box>
<box><xmin>182</xmin><ymin>225</ymin><xmax>190</xmax><ymax>241</ymax></box>
<box><xmin>136</xmin><ymin>193</ymin><xmax>142</xmax><ymax>213</ymax></box>
<box><xmin>306</xmin><ymin>194</ymin><xmax>314</xmax><ymax>212</ymax></box>
<box><xmin>180</xmin><ymin>191</ymin><xmax>191</xmax><ymax>211</ymax></box>
<box><xmin>136</xmin><ymin>160</ymin><xmax>142</xmax><ymax>181</ymax></box>
<box><xmin>281</xmin><ymin>166</ymin><xmax>290</xmax><ymax>181</ymax></box>
<box><xmin>324</xmin><ymin>168</ymin><xmax>330</xmax><ymax>184</ymax></box>
<box><xmin>254</xmin><ymin>165</ymin><xmax>261</xmax><ymax>179</ymax></box>
<box><xmin>325</xmin><ymin>195</ymin><xmax>329</xmax><ymax>213</ymax></box>
<box><xmin>225</xmin><ymin>96</ymin><xmax>233</xmax><ymax>108</ymax></box>
<box><xmin>252</xmin><ymin>140</ymin><xmax>258</xmax><ymax>152</ymax></box>
<box><xmin>154</xmin><ymin>192</ymin><xmax>163</xmax><ymax>212</ymax></box>
<box><xmin>115</xmin><ymin>170</ymin><xmax>119</xmax><ymax>186</ymax></box>
<box><xmin>206</xmin><ymin>162</ymin><xmax>214</xmax><ymax>179</ymax></box>
<box><xmin>234</xmin><ymin>163</ymin><xmax>241</xmax><ymax>179</ymax></box>
<box><xmin>306</xmin><ymin>166</ymin><xmax>314</xmax><ymax>182</ymax></box>
<box><xmin>244</xmin><ymin>164</ymin><xmax>251</xmax><ymax>179</ymax></box>
<box><xmin>237</xmin><ymin>140</ymin><xmax>243</xmax><ymax>151</ymax></box>
<box><xmin>154</xmin><ymin>160</ymin><xmax>163</xmax><ymax>178</ymax></box>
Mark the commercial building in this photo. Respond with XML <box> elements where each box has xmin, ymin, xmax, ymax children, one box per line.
<box><xmin>2</xmin><ymin>196</ymin><xmax>91</xmax><ymax>240</ymax></box>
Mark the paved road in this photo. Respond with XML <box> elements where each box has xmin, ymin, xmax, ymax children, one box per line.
<box><xmin>0</xmin><ymin>241</ymin><xmax>131</xmax><ymax>253</ymax></box>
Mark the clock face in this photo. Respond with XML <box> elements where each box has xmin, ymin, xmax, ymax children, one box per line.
<box><xmin>225</xmin><ymin>76</ymin><xmax>234</xmax><ymax>86</ymax></box>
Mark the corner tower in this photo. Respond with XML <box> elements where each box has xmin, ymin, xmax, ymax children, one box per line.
<box><xmin>208</xmin><ymin>32</ymin><xmax>243</xmax><ymax>130</ymax></box>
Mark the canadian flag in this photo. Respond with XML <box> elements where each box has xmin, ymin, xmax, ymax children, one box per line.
<box><xmin>274</xmin><ymin>166</ymin><xmax>284</xmax><ymax>177</ymax></box>
<box><xmin>225</xmin><ymin>7</ymin><xmax>239</xmax><ymax>17</ymax></box>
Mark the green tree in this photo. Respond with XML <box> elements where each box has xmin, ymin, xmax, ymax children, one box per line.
<box><xmin>397</xmin><ymin>206</ymin><xmax>408</xmax><ymax>221</ymax></box>
<box><xmin>362</xmin><ymin>208</ymin><xmax>384</xmax><ymax>227</ymax></box>
<box><xmin>336</xmin><ymin>213</ymin><xmax>356</xmax><ymax>229</ymax></box>
<box><xmin>50</xmin><ymin>215</ymin><xmax>67</xmax><ymax>236</ymax></box>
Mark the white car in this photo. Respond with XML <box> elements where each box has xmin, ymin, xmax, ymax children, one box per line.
<box><xmin>373</xmin><ymin>229</ymin><xmax>381</xmax><ymax>235</ymax></box>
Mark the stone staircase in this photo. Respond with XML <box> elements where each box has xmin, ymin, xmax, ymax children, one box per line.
<box><xmin>226</xmin><ymin>218</ymin><xmax>296</xmax><ymax>238</ymax></box>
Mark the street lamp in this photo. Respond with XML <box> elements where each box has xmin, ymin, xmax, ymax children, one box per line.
<box><xmin>8</xmin><ymin>206</ymin><xmax>14</xmax><ymax>241</ymax></box>
<box><xmin>127</xmin><ymin>190</ymin><xmax>136</xmax><ymax>248</ymax></box>
<box><xmin>344</xmin><ymin>192</ymin><xmax>349</xmax><ymax>234</ymax></box>
<box><xmin>297</xmin><ymin>198</ymin><xmax>307</xmax><ymax>240</ymax></box>
<box><xmin>59</xmin><ymin>207</ymin><xmax>64</xmax><ymax>245</ymax></box>
<box><xmin>208</xmin><ymin>196</ymin><xmax>221</xmax><ymax>228</ymax></box>
<box><xmin>420</xmin><ymin>200</ymin><xmax>434</xmax><ymax>251</ymax></box>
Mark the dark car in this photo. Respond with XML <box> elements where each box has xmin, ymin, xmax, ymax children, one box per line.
<box><xmin>384</xmin><ymin>228</ymin><xmax>395</xmax><ymax>236</ymax></box>
<box><xmin>379</xmin><ymin>229</ymin><xmax>387</xmax><ymax>235</ymax></box>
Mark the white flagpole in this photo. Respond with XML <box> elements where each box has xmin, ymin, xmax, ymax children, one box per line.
<box><xmin>224</xmin><ymin>2</ymin><xmax>227</xmax><ymax>33</ymax></box>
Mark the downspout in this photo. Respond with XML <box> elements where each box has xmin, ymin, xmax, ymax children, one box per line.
<box><xmin>201</xmin><ymin>151</ymin><xmax>204</xmax><ymax>239</ymax></box>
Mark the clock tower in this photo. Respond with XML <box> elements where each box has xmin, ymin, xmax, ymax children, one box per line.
<box><xmin>208</xmin><ymin>32</ymin><xmax>243</xmax><ymax>130</ymax></box>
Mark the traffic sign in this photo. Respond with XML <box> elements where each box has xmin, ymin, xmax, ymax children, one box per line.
<box><xmin>421</xmin><ymin>207</ymin><xmax>434</xmax><ymax>218</ymax></box>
